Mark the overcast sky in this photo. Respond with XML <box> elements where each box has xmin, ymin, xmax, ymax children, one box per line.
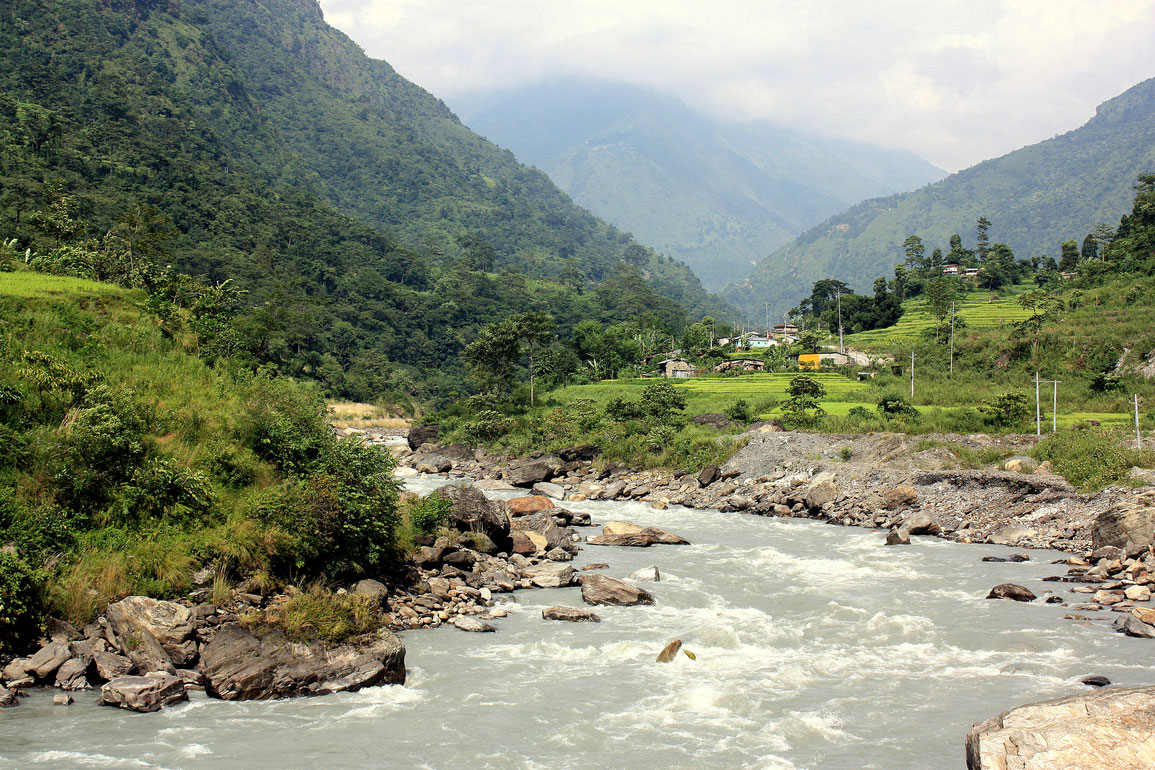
<box><xmin>317</xmin><ymin>0</ymin><xmax>1155</xmax><ymax>172</ymax></box>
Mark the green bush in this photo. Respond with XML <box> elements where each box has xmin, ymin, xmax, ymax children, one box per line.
<box><xmin>727</xmin><ymin>399</ymin><xmax>754</xmax><ymax>423</ymax></box>
<box><xmin>848</xmin><ymin>406</ymin><xmax>874</xmax><ymax>420</ymax></box>
<box><xmin>244</xmin><ymin>585</ymin><xmax>381</xmax><ymax>644</ymax></box>
<box><xmin>411</xmin><ymin>492</ymin><xmax>452</xmax><ymax>535</ymax></box>
<box><xmin>1032</xmin><ymin>429</ymin><xmax>1155</xmax><ymax>492</ymax></box>
<box><xmin>980</xmin><ymin>392</ymin><xmax>1032</xmax><ymax>428</ymax></box>
<box><xmin>876</xmin><ymin>394</ymin><xmax>918</xmax><ymax>420</ymax></box>
<box><xmin>0</xmin><ymin>552</ymin><xmax>45</xmax><ymax>654</ymax></box>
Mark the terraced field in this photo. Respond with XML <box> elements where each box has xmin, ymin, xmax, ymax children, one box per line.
<box><xmin>0</xmin><ymin>271</ymin><xmax>124</xmax><ymax>298</ymax></box>
<box><xmin>846</xmin><ymin>285</ymin><xmax>1035</xmax><ymax>348</ymax></box>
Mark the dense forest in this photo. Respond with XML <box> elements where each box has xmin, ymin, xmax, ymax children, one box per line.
<box><xmin>0</xmin><ymin>0</ymin><xmax>732</xmax><ymax>404</ymax></box>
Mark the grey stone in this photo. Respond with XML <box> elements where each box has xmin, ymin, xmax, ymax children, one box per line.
<box><xmin>105</xmin><ymin>596</ymin><xmax>196</xmax><ymax>666</ymax></box>
<box><xmin>986</xmin><ymin>583</ymin><xmax>1037</xmax><ymax>602</ymax></box>
<box><xmin>900</xmin><ymin>511</ymin><xmax>943</xmax><ymax>537</ymax></box>
<box><xmin>522</xmin><ymin>563</ymin><xmax>575</xmax><ymax>589</ymax></box>
<box><xmin>53</xmin><ymin>693</ymin><xmax>73</xmax><ymax>706</ymax></box>
<box><xmin>542</xmin><ymin>606</ymin><xmax>601</xmax><ymax>622</ymax></box>
<box><xmin>1114</xmin><ymin>614</ymin><xmax>1155</xmax><ymax>638</ymax></box>
<box><xmin>93</xmin><ymin>651</ymin><xmax>134</xmax><ymax>681</ymax></box>
<box><xmin>1093</xmin><ymin>497</ymin><xmax>1155</xmax><ymax>550</ymax></box>
<box><xmin>198</xmin><ymin>624</ymin><xmax>405</xmax><ymax>701</ymax></box>
<box><xmin>451</xmin><ymin>616</ymin><xmax>496</xmax><ymax>633</ymax></box>
<box><xmin>581</xmin><ymin>574</ymin><xmax>656</xmax><ymax>606</ymax></box>
<box><xmin>531</xmin><ymin>481</ymin><xmax>566</xmax><ymax>500</ymax></box>
<box><xmin>100</xmin><ymin>674</ymin><xmax>188</xmax><ymax>713</ymax></box>
<box><xmin>27</xmin><ymin>642</ymin><xmax>72</xmax><ymax>680</ymax></box>
<box><xmin>433</xmin><ymin>483</ymin><xmax>513</xmax><ymax>553</ymax></box>
<box><xmin>628</xmin><ymin>565</ymin><xmax>661</xmax><ymax>582</ymax></box>
<box><xmin>407</xmin><ymin>425</ymin><xmax>440</xmax><ymax>451</ymax></box>
<box><xmin>885</xmin><ymin>529</ymin><xmax>910</xmax><ymax>545</ymax></box>
<box><xmin>803</xmin><ymin>478</ymin><xmax>838</xmax><ymax>509</ymax></box>
<box><xmin>54</xmin><ymin>659</ymin><xmax>91</xmax><ymax>691</ymax></box>
<box><xmin>2</xmin><ymin>658</ymin><xmax>30</xmax><ymax>684</ymax></box>
<box><xmin>353</xmin><ymin>579</ymin><xmax>389</xmax><ymax>604</ymax></box>
<box><xmin>966</xmin><ymin>685</ymin><xmax>1155</xmax><ymax>769</ymax></box>
<box><xmin>0</xmin><ymin>687</ymin><xmax>16</xmax><ymax>708</ymax></box>
<box><xmin>697</xmin><ymin>466</ymin><xmax>720</xmax><ymax>487</ymax></box>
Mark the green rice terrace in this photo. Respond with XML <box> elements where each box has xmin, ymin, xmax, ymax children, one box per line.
<box><xmin>845</xmin><ymin>284</ymin><xmax>1036</xmax><ymax>348</ymax></box>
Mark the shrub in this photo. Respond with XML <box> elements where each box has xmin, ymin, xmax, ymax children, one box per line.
<box><xmin>605</xmin><ymin>395</ymin><xmax>645</xmax><ymax>422</ymax></box>
<box><xmin>847</xmin><ymin>406</ymin><xmax>874</xmax><ymax>420</ymax></box>
<box><xmin>0</xmin><ymin>552</ymin><xmax>44</xmax><ymax>654</ymax></box>
<box><xmin>410</xmin><ymin>492</ymin><xmax>452</xmax><ymax>535</ymax></box>
<box><xmin>1032</xmin><ymin>429</ymin><xmax>1155</xmax><ymax>492</ymax></box>
<box><xmin>462</xmin><ymin>410</ymin><xmax>510</xmax><ymax>443</ymax></box>
<box><xmin>980</xmin><ymin>392</ymin><xmax>1031</xmax><ymax>428</ymax></box>
<box><xmin>245</xmin><ymin>585</ymin><xmax>381</xmax><ymax>644</ymax></box>
<box><xmin>727</xmin><ymin>399</ymin><xmax>754</xmax><ymax>423</ymax></box>
<box><xmin>876</xmin><ymin>394</ymin><xmax>918</xmax><ymax>420</ymax></box>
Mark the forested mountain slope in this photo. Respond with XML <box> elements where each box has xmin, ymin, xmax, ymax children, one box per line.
<box><xmin>0</xmin><ymin>0</ymin><xmax>730</xmax><ymax>401</ymax></box>
<box><xmin>728</xmin><ymin>77</ymin><xmax>1155</xmax><ymax>316</ymax></box>
<box><xmin>456</xmin><ymin>79</ymin><xmax>944</xmax><ymax>291</ymax></box>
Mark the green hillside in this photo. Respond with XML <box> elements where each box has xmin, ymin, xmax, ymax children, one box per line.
<box><xmin>0</xmin><ymin>271</ymin><xmax>404</xmax><ymax>648</ymax></box>
<box><xmin>0</xmin><ymin>0</ymin><xmax>731</xmax><ymax>403</ymax></box>
<box><xmin>728</xmin><ymin>77</ymin><xmax>1155</xmax><ymax>317</ymax></box>
<box><xmin>458</xmin><ymin>78</ymin><xmax>944</xmax><ymax>291</ymax></box>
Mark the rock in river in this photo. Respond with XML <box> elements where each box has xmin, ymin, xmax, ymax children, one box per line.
<box><xmin>542</xmin><ymin>606</ymin><xmax>601</xmax><ymax>623</ymax></box>
<box><xmin>966</xmin><ymin>685</ymin><xmax>1155</xmax><ymax>769</ymax></box>
<box><xmin>100</xmin><ymin>674</ymin><xmax>188</xmax><ymax>713</ymax></box>
<box><xmin>581</xmin><ymin>574</ymin><xmax>656</xmax><ymax>607</ymax></box>
<box><xmin>198</xmin><ymin>624</ymin><xmax>405</xmax><ymax>700</ymax></box>
<box><xmin>986</xmin><ymin>583</ymin><xmax>1037</xmax><ymax>602</ymax></box>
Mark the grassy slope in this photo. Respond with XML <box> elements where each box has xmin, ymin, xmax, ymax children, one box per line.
<box><xmin>0</xmin><ymin>271</ymin><xmax>398</xmax><ymax>631</ymax></box>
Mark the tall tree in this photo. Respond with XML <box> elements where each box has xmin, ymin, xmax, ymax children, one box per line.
<box><xmin>1058</xmin><ymin>239</ymin><xmax>1080</xmax><ymax>271</ymax></box>
<box><xmin>976</xmin><ymin>217</ymin><xmax>991</xmax><ymax>262</ymax></box>
<box><xmin>510</xmin><ymin>312</ymin><xmax>556</xmax><ymax>406</ymax></box>
<box><xmin>902</xmin><ymin>235</ymin><xmax>927</xmax><ymax>269</ymax></box>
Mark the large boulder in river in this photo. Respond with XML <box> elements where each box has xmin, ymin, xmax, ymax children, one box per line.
<box><xmin>521</xmin><ymin>563</ymin><xmax>576</xmax><ymax>588</ymax></box>
<box><xmin>198</xmin><ymin>624</ymin><xmax>405</xmax><ymax>701</ymax></box>
<box><xmin>543</xmin><ymin>606</ymin><xmax>601</xmax><ymax>622</ymax></box>
<box><xmin>513</xmin><ymin>511</ymin><xmax>576</xmax><ymax>553</ymax></box>
<box><xmin>1092</xmin><ymin>494</ymin><xmax>1155</xmax><ymax>550</ymax></box>
<box><xmin>433</xmin><ymin>483</ymin><xmax>512</xmax><ymax>553</ymax></box>
<box><xmin>966</xmin><ymin>685</ymin><xmax>1155</xmax><ymax>769</ymax></box>
<box><xmin>105</xmin><ymin>596</ymin><xmax>196</xmax><ymax>666</ymax></box>
<box><xmin>986</xmin><ymin>583</ymin><xmax>1036</xmax><ymax>602</ymax></box>
<box><xmin>581</xmin><ymin>574</ymin><xmax>656</xmax><ymax>606</ymax></box>
<box><xmin>100</xmin><ymin>674</ymin><xmax>188</xmax><ymax>713</ymax></box>
<box><xmin>26</xmin><ymin>641</ymin><xmax>72</xmax><ymax>680</ymax></box>
<box><xmin>504</xmin><ymin>458</ymin><xmax>556</xmax><ymax>487</ymax></box>
<box><xmin>507</xmin><ymin>496</ymin><xmax>555</xmax><ymax>515</ymax></box>
<box><xmin>899</xmin><ymin>511</ymin><xmax>943</xmax><ymax>537</ymax></box>
<box><xmin>407</xmin><ymin>425</ymin><xmax>440</xmax><ymax>451</ymax></box>
<box><xmin>803</xmin><ymin>476</ymin><xmax>838</xmax><ymax>509</ymax></box>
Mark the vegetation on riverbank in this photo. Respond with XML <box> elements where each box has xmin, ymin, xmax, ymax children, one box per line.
<box><xmin>0</xmin><ymin>273</ymin><xmax>403</xmax><ymax>653</ymax></box>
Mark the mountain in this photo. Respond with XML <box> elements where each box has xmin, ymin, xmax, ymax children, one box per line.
<box><xmin>729</xmin><ymin>77</ymin><xmax>1155</xmax><ymax>317</ymax></box>
<box><xmin>453</xmin><ymin>79</ymin><xmax>945</xmax><ymax>291</ymax></box>
<box><xmin>0</xmin><ymin>0</ymin><xmax>733</xmax><ymax>401</ymax></box>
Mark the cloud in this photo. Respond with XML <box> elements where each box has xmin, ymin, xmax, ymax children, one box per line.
<box><xmin>318</xmin><ymin>0</ymin><xmax>1155</xmax><ymax>171</ymax></box>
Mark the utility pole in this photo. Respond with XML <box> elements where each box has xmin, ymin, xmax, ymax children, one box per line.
<box><xmin>1136</xmin><ymin>395</ymin><xmax>1143</xmax><ymax>450</ymax></box>
<box><xmin>1038</xmin><ymin>378</ymin><xmax>1061</xmax><ymax>433</ymax></box>
<box><xmin>910</xmin><ymin>351</ymin><xmax>915</xmax><ymax>398</ymax></box>
<box><xmin>763</xmin><ymin>301</ymin><xmax>771</xmax><ymax>339</ymax></box>
<box><xmin>1039</xmin><ymin>371</ymin><xmax>1048</xmax><ymax>436</ymax></box>
<box><xmin>836</xmin><ymin>288</ymin><xmax>844</xmax><ymax>354</ymax></box>
<box><xmin>949</xmin><ymin>300</ymin><xmax>955</xmax><ymax>375</ymax></box>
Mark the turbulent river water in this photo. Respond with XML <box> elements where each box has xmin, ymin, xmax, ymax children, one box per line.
<box><xmin>3</xmin><ymin>474</ymin><xmax>1153</xmax><ymax>769</ymax></box>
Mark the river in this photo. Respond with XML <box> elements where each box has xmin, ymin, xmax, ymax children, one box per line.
<box><xmin>1</xmin><ymin>475</ymin><xmax>1151</xmax><ymax>769</ymax></box>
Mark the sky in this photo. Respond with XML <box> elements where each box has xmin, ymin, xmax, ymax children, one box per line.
<box><xmin>316</xmin><ymin>1</ymin><xmax>1155</xmax><ymax>172</ymax></box>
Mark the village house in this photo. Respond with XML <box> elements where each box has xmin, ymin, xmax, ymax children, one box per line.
<box><xmin>942</xmin><ymin>263</ymin><xmax>960</xmax><ymax>274</ymax></box>
<box><xmin>772</xmin><ymin>323</ymin><xmax>800</xmax><ymax>338</ymax></box>
<box><xmin>743</xmin><ymin>334</ymin><xmax>777</xmax><ymax>349</ymax></box>
<box><xmin>714</xmin><ymin>358</ymin><xmax>766</xmax><ymax>373</ymax></box>
<box><xmin>793</xmin><ymin>351</ymin><xmax>851</xmax><ymax>369</ymax></box>
<box><xmin>657</xmin><ymin>359</ymin><xmax>698</xmax><ymax>378</ymax></box>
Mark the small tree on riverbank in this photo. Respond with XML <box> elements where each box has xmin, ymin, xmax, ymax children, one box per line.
<box><xmin>783</xmin><ymin>375</ymin><xmax>826</xmax><ymax>427</ymax></box>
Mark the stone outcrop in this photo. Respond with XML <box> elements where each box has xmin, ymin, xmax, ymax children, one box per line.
<box><xmin>100</xmin><ymin>674</ymin><xmax>188</xmax><ymax>713</ymax></box>
<box><xmin>581</xmin><ymin>574</ymin><xmax>656</xmax><ymax>606</ymax></box>
<box><xmin>434</xmin><ymin>483</ymin><xmax>513</xmax><ymax>552</ymax></box>
<box><xmin>542</xmin><ymin>606</ymin><xmax>601</xmax><ymax>622</ymax></box>
<box><xmin>105</xmin><ymin>596</ymin><xmax>196</xmax><ymax>667</ymax></box>
<box><xmin>966</xmin><ymin>685</ymin><xmax>1155</xmax><ymax>769</ymax></box>
<box><xmin>198</xmin><ymin>624</ymin><xmax>405</xmax><ymax>701</ymax></box>
<box><xmin>986</xmin><ymin>583</ymin><xmax>1037</xmax><ymax>602</ymax></box>
<box><xmin>507</xmin><ymin>496</ymin><xmax>555</xmax><ymax>515</ymax></box>
<box><xmin>407</xmin><ymin>425</ymin><xmax>440</xmax><ymax>451</ymax></box>
<box><xmin>1093</xmin><ymin>494</ymin><xmax>1155</xmax><ymax>550</ymax></box>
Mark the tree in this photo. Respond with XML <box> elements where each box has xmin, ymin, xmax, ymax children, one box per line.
<box><xmin>923</xmin><ymin>276</ymin><xmax>963</xmax><ymax>341</ymax></box>
<box><xmin>624</xmin><ymin>244</ymin><xmax>650</xmax><ymax>267</ymax></box>
<box><xmin>903</xmin><ymin>235</ymin><xmax>927</xmax><ymax>269</ymax></box>
<box><xmin>783</xmin><ymin>375</ymin><xmax>826</xmax><ymax>425</ymax></box>
<box><xmin>976</xmin><ymin>217</ymin><xmax>992</xmax><ymax>262</ymax></box>
<box><xmin>465</xmin><ymin>321</ymin><xmax>521</xmax><ymax>397</ymax></box>
<box><xmin>1014</xmin><ymin>290</ymin><xmax>1064</xmax><ymax>361</ymax></box>
<box><xmin>798</xmin><ymin>329</ymin><xmax>823</xmax><ymax>353</ymax></box>
<box><xmin>509</xmin><ymin>312</ymin><xmax>556</xmax><ymax>406</ymax></box>
<box><xmin>1058</xmin><ymin>239</ymin><xmax>1080</xmax><ymax>272</ymax></box>
<box><xmin>1081</xmin><ymin>233</ymin><xmax>1098</xmax><ymax>262</ymax></box>
<box><xmin>1090</xmin><ymin>222</ymin><xmax>1115</xmax><ymax>260</ymax></box>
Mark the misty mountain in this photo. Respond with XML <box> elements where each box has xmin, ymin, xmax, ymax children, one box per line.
<box><xmin>728</xmin><ymin>77</ymin><xmax>1155</xmax><ymax>317</ymax></box>
<box><xmin>453</xmin><ymin>79</ymin><xmax>945</xmax><ymax>291</ymax></box>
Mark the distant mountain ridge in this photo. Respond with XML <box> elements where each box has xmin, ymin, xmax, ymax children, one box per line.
<box><xmin>454</xmin><ymin>79</ymin><xmax>945</xmax><ymax>290</ymax></box>
<box><xmin>728</xmin><ymin>76</ymin><xmax>1155</xmax><ymax>316</ymax></box>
